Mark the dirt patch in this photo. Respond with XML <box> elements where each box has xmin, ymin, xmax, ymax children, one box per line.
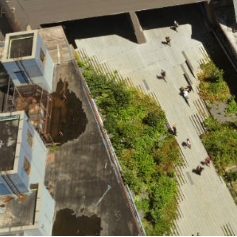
<box><xmin>46</xmin><ymin>153</ymin><xmax>55</xmax><ymax>165</ymax></box>
<box><xmin>210</xmin><ymin>101</ymin><xmax>237</xmax><ymax>123</ymax></box>
<box><xmin>49</xmin><ymin>79</ymin><xmax>88</xmax><ymax>144</ymax></box>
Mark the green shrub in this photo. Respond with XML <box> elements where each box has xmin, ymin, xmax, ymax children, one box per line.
<box><xmin>77</xmin><ymin>60</ymin><xmax>85</xmax><ymax>67</ymax></box>
<box><xmin>198</xmin><ymin>60</ymin><xmax>230</xmax><ymax>102</ymax></box>
<box><xmin>201</xmin><ymin>118</ymin><xmax>237</xmax><ymax>174</ymax></box>
<box><xmin>226</xmin><ymin>96</ymin><xmax>237</xmax><ymax>114</ymax></box>
<box><xmin>225</xmin><ymin>171</ymin><xmax>237</xmax><ymax>182</ymax></box>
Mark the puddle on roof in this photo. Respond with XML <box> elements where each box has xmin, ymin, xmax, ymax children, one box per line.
<box><xmin>53</xmin><ymin>208</ymin><xmax>102</xmax><ymax>236</ymax></box>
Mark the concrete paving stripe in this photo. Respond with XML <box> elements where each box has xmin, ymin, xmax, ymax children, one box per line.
<box><xmin>222</xmin><ymin>223</ymin><xmax>236</xmax><ymax>236</ymax></box>
<box><xmin>186</xmin><ymin>171</ymin><xmax>194</xmax><ymax>185</ymax></box>
<box><xmin>199</xmin><ymin>46</ymin><xmax>209</xmax><ymax>61</ymax></box>
<box><xmin>136</xmin><ymin>84</ymin><xmax>145</xmax><ymax>93</ymax></box>
<box><xmin>189</xmin><ymin>114</ymin><xmax>203</xmax><ymax>135</ymax></box>
<box><xmin>192</xmin><ymin>113</ymin><xmax>205</xmax><ymax>133</ymax></box>
<box><xmin>176</xmin><ymin>169</ymin><xmax>187</xmax><ymax>186</ymax></box>
<box><xmin>193</xmin><ymin>102</ymin><xmax>206</xmax><ymax>121</ymax></box>
<box><xmin>142</xmin><ymin>79</ymin><xmax>150</xmax><ymax>90</ymax></box>
<box><xmin>193</xmin><ymin>99</ymin><xmax>209</xmax><ymax>119</ymax></box>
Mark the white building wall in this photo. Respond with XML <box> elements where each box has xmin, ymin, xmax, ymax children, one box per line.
<box><xmin>31</xmin><ymin>32</ymin><xmax>54</xmax><ymax>92</ymax></box>
<box><xmin>0</xmin><ymin>111</ymin><xmax>30</xmax><ymax>194</ymax></box>
<box><xmin>1</xmin><ymin>60</ymin><xmax>22</xmax><ymax>86</ymax></box>
<box><xmin>14</xmin><ymin>112</ymin><xmax>33</xmax><ymax>191</ymax></box>
<box><xmin>0</xmin><ymin>176</ymin><xmax>12</xmax><ymax>195</ymax></box>
<box><xmin>19</xmin><ymin>113</ymin><xmax>47</xmax><ymax>185</ymax></box>
<box><xmin>0</xmin><ymin>111</ymin><xmax>47</xmax><ymax>193</ymax></box>
<box><xmin>37</xmin><ymin>184</ymin><xmax>55</xmax><ymax>236</ymax></box>
<box><xmin>2</xmin><ymin>58</ymin><xmax>50</xmax><ymax>92</ymax></box>
<box><xmin>9</xmin><ymin>173</ymin><xmax>28</xmax><ymax>193</ymax></box>
<box><xmin>28</xmin><ymin>125</ymin><xmax>48</xmax><ymax>184</ymax></box>
<box><xmin>42</xmin><ymin>50</ymin><xmax>55</xmax><ymax>92</ymax></box>
<box><xmin>24</xmin><ymin>228</ymin><xmax>42</xmax><ymax>236</ymax></box>
<box><xmin>24</xmin><ymin>184</ymin><xmax>55</xmax><ymax>236</ymax></box>
<box><xmin>1</xmin><ymin>30</ymin><xmax>55</xmax><ymax>92</ymax></box>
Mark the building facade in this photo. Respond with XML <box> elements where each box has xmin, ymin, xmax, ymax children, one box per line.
<box><xmin>0</xmin><ymin>111</ymin><xmax>55</xmax><ymax>236</ymax></box>
<box><xmin>0</xmin><ymin>111</ymin><xmax>47</xmax><ymax>195</ymax></box>
<box><xmin>1</xmin><ymin>30</ymin><xmax>55</xmax><ymax>92</ymax></box>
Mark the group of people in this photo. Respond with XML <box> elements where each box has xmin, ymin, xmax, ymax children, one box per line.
<box><xmin>171</xmin><ymin>124</ymin><xmax>212</xmax><ymax>176</ymax></box>
<box><xmin>160</xmin><ymin>21</ymin><xmax>181</xmax><ymax>81</ymax></box>
<box><xmin>195</xmin><ymin>157</ymin><xmax>211</xmax><ymax>176</ymax></box>
<box><xmin>180</xmin><ymin>86</ymin><xmax>192</xmax><ymax>105</ymax></box>
<box><xmin>163</xmin><ymin>20</ymin><xmax>213</xmax><ymax>177</ymax></box>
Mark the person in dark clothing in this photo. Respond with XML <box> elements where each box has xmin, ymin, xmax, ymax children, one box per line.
<box><xmin>172</xmin><ymin>124</ymin><xmax>177</xmax><ymax>136</ymax></box>
<box><xmin>161</xmin><ymin>69</ymin><xmax>167</xmax><ymax>81</ymax></box>
<box><xmin>196</xmin><ymin>166</ymin><xmax>204</xmax><ymax>175</ymax></box>
<box><xmin>165</xmin><ymin>36</ymin><xmax>171</xmax><ymax>46</ymax></box>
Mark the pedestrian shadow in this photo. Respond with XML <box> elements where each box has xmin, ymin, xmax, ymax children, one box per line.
<box><xmin>168</xmin><ymin>127</ymin><xmax>174</xmax><ymax>135</ymax></box>
<box><xmin>170</xmin><ymin>26</ymin><xmax>177</xmax><ymax>32</ymax></box>
<box><xmin>156</xmin><ymin>75</ymin><xmax>164</xmax><ymax>80</ymax></box>
<box><xmin>200</xmin><ymin>161</ymin><xmax>205</xmax><ymax>166</ymax></box>
<box><xmin>192</xmin><ymin>169</ymin><xmax>200</xmax><ymax>175</ymax></box>
<box><xmin>184</xmin><ymin>97</ymin><xmax>190</xmax><ymax>107</ymax></box>
<box><xmin>161</xmin><ymin>41</ymin><xmax>169</xmax><ymax>45</ymax></box>
<box><xmin>181</xmin><ymin>141</ymin><xmax>187</xmax><ymax>148</ymax></box>
<box><xmin>192</xmin><ymin>167</ymin><xmax>204</xmax><ymax>176</ymax></box>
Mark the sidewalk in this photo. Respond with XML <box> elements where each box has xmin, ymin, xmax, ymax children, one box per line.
<box><xmin>75</xmin><ymin>4</ymin><xmax>237</xmax><ymax>235</ymax></box>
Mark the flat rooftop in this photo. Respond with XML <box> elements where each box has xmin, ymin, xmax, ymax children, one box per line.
<box><xmin>43</xmin><ymin>26</ymin><xmax>142</xmax><ymax>235</ymax></box>
<box><xmin>0</xmin><ymin>188</ymin><xmax>37</xmax><ymax>231</ymax></box>
<box><xmin>4</xmin><ymin>0</ymin><xmax>207</xmax><ymax>30</ymax></box>
<box><xmin>0</xmin><ymin>115</ymin><xmax>19</xmax><ymax>171</ymax></box>
<box><xmin>7</xmin><ymin>33</ymin><xmax>34</xmax><ymax>59</ymax></box>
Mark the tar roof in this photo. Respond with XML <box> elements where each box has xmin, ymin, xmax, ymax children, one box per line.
<box><xmin>0</xmin><ymin>115</ymin><xmax>19</xmax><ymax>171</ymax></box>
<box><xmin>5</xmin><ymin>0</ymin><xmax>206</xmax><ymax>30</ymax></box>
<box><xmin>0</xmin><ymin>188</ymin><xmax>37</xmax><ymax>230</ymax></box>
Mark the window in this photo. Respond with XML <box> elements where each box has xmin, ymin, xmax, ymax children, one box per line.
<box><xmin>27</xmin><ymin>130</ymin><xmax>33</xmax><ymax>148</ymax></box>
<box><xmin>14</xmin><ymin>71</ymin><xmax>29</xmax><ymax>84</ymax></box>
<box><xmin>24</xmin><ymin>157</ymin><xmax>31</xmax><ymax>176</ymax></box>
<box><xmin>40</xmin><ymin>48</ymin><xmax>46</xmax><ymax>65</ymax></box>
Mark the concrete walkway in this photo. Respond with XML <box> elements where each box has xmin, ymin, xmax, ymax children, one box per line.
<box><xmin>75</xmin><ymin>4</ymin><xmax>237</xmax><ymax>236</ymax></box>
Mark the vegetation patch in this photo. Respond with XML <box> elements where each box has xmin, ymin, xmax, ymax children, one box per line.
<box><xmin>198</xmin><ymin>59</ymin><xmax>230</xmax><ymax>102</ymax></box>
<box><xmin>200</xmin><ymin>117</ymin><xmax>237</xmax><ymax>175</ymax></box>
<box><xmin>78</xmin><ymin>59</ymin><xmax>182</xmax><ymax>235</ymax></box>
<box><xmin>226</xmin><ymin>95</ymin><xmax>237</xmax><ymax>115</ymax></box>
<box><xmin>198</xmin><ymin>57</ymin><xmax>237</xmax><ymax>205</ymax></box>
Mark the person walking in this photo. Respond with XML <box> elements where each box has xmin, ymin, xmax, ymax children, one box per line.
<box><xmin>186</xmin><ymin>138</ymin><xmax>191</xmax><ymax>149</ymax></box>
<box><xmin>172</xmin><ymin>124</ymin><xmax>177</xmax><ymax>136</ymax></box>
<box><xmin>183</xmin><ymin>89</ymin><xmax>189</xmax><ymax>98</ymax></box>
<box><xmin>174</xmin><ymin>20</ymin><xmax>179</xmax><ymax>31</ymax></box>
<box><xmin>183</xmin><ymin>89</ymin><xmax>190</xmax><ymax>106</ymax></box>
<box><xmin>161</xmin><ymin>69</ymin><xmax>167</xmax><ymax>82</ymax></box>
<box><xmin>185</xmin><ymin>85</ymin><xmax>192</xmax><ymax>92</ymax></box>
<box><xmin>196</xmin><ymin>166</ymin><xmax>204</xmax><ymax>176</ymax></box>
<box><xmin>204</xmin><ymin>157</ymin><xmax>211</xmax><ymax>167</ymax></box>
<box><xmin>165</xmin><ymin>36</ymin><xmax>171</xmax><ymax>46</ymax></box>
